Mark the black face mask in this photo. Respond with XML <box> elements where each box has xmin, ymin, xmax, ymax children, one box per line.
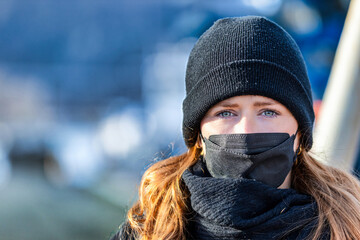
<box><xmin>202</xmin><ymin>132</ymin><xmax>299</xmax><ymax>188</ymax></box>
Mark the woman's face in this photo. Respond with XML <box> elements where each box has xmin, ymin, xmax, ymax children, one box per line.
<box><xmin>200</xmin><ymin>95</ymin><xmax>300</xmax><ymax>189</ymax></box>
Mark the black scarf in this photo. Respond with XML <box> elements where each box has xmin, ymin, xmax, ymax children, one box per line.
<box><xmin>182</xmin><ymin>160</ymin><xmax>329</xmax><ymax>240</ymax></box>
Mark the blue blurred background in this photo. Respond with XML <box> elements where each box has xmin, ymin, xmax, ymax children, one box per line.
<box><xmin>0</xmin><ymin>0</ymin><xmax>354</xmax><ymax>239</ymax></box>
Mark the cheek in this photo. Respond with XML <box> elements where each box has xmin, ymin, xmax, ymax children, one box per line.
<box><xmin>271</xmin><ymin>116</ymin><xmax>298</xmax><ymax>135</ymax></box>
<box><xmin>200</xmin><ymin>121</ymin><xmax>218</xmax><ymax>139</ymax></box>
<box><xmin>200</xmin><ymin>118</ymin><xmax>235</xmax><ymax>139</ymax></box>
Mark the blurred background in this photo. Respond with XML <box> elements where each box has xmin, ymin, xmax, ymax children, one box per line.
<box><xmin>0</xmin><ymin>0</ymin><xmax>358</xmax><ymax>239</ymax></box>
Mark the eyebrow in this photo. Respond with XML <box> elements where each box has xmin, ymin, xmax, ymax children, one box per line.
<box><xmin>217</xmin><ymin>101</ymin><xmax>277</xmax><ymax>108</ymax></box>
<box><xmin>253</xmin><ymin>101</ymin><xmax>277</xmax><ymax>107</ymax></box>
<box><xmin>217</xmin><ymin>103</ymin><xmax>240</xmax><ymax>108</ymax></box>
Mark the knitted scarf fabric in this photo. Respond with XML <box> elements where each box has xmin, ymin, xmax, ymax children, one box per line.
<box><xmin>182</xmin><ymin>161</ymin><xmax>329</xmax><ymax>240</ymax></box>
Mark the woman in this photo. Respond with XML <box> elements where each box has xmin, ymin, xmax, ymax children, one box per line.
<box><xmin>111</xmin><ymin>16</ymin><xmax>360</xmax><ymax>240</ymax></box>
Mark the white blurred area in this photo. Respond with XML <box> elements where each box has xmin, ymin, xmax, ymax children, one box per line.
<box><xmin>243</xmin><ymin>0</ymin><xmax>282</xmax><ymax>16</ymax></box>
<box><xmin>282</xmin><ymin>0</ymin><xmax>322</xmax><ymax>35</ymax></box>
<box><xmin>142</xmin><ymin>39</ymin><xmax>195</xmax><ymax>146</ymax></box>
<box><xmin>46</xmin><ymin>125</ymin><xmax>103</xmax><ymax>187</ymax></box>
<box><xmin>98</xmin><ymin>107</ymin><xmax>142</xmax><ymax>159</ymax></box>
<box><xmin>0</xmin><ymin>70</ymin><xmax>54</xmax><ymax>126</ymax></box>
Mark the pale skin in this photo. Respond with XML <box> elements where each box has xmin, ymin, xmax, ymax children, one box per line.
<box><xmin>199</xmin><ymin>95</ymin><xmax>301</xmax><ymax>189</ymax></box>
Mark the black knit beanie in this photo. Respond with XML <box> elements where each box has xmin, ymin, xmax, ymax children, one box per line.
<box><xmin>182</xmin><ymin>16</ymin><xmax>315</xmax><ymax>151</ymax></box>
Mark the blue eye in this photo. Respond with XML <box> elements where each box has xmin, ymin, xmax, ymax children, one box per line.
<box><xmin>218</xmin><ymin>111</ymin><xmax>235</xmax><ymax>118</ymax></box>
<box><xmin>261</xmin><ymin>110</ymin><xmax>278</xmax><ymax>117</ymax></box>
